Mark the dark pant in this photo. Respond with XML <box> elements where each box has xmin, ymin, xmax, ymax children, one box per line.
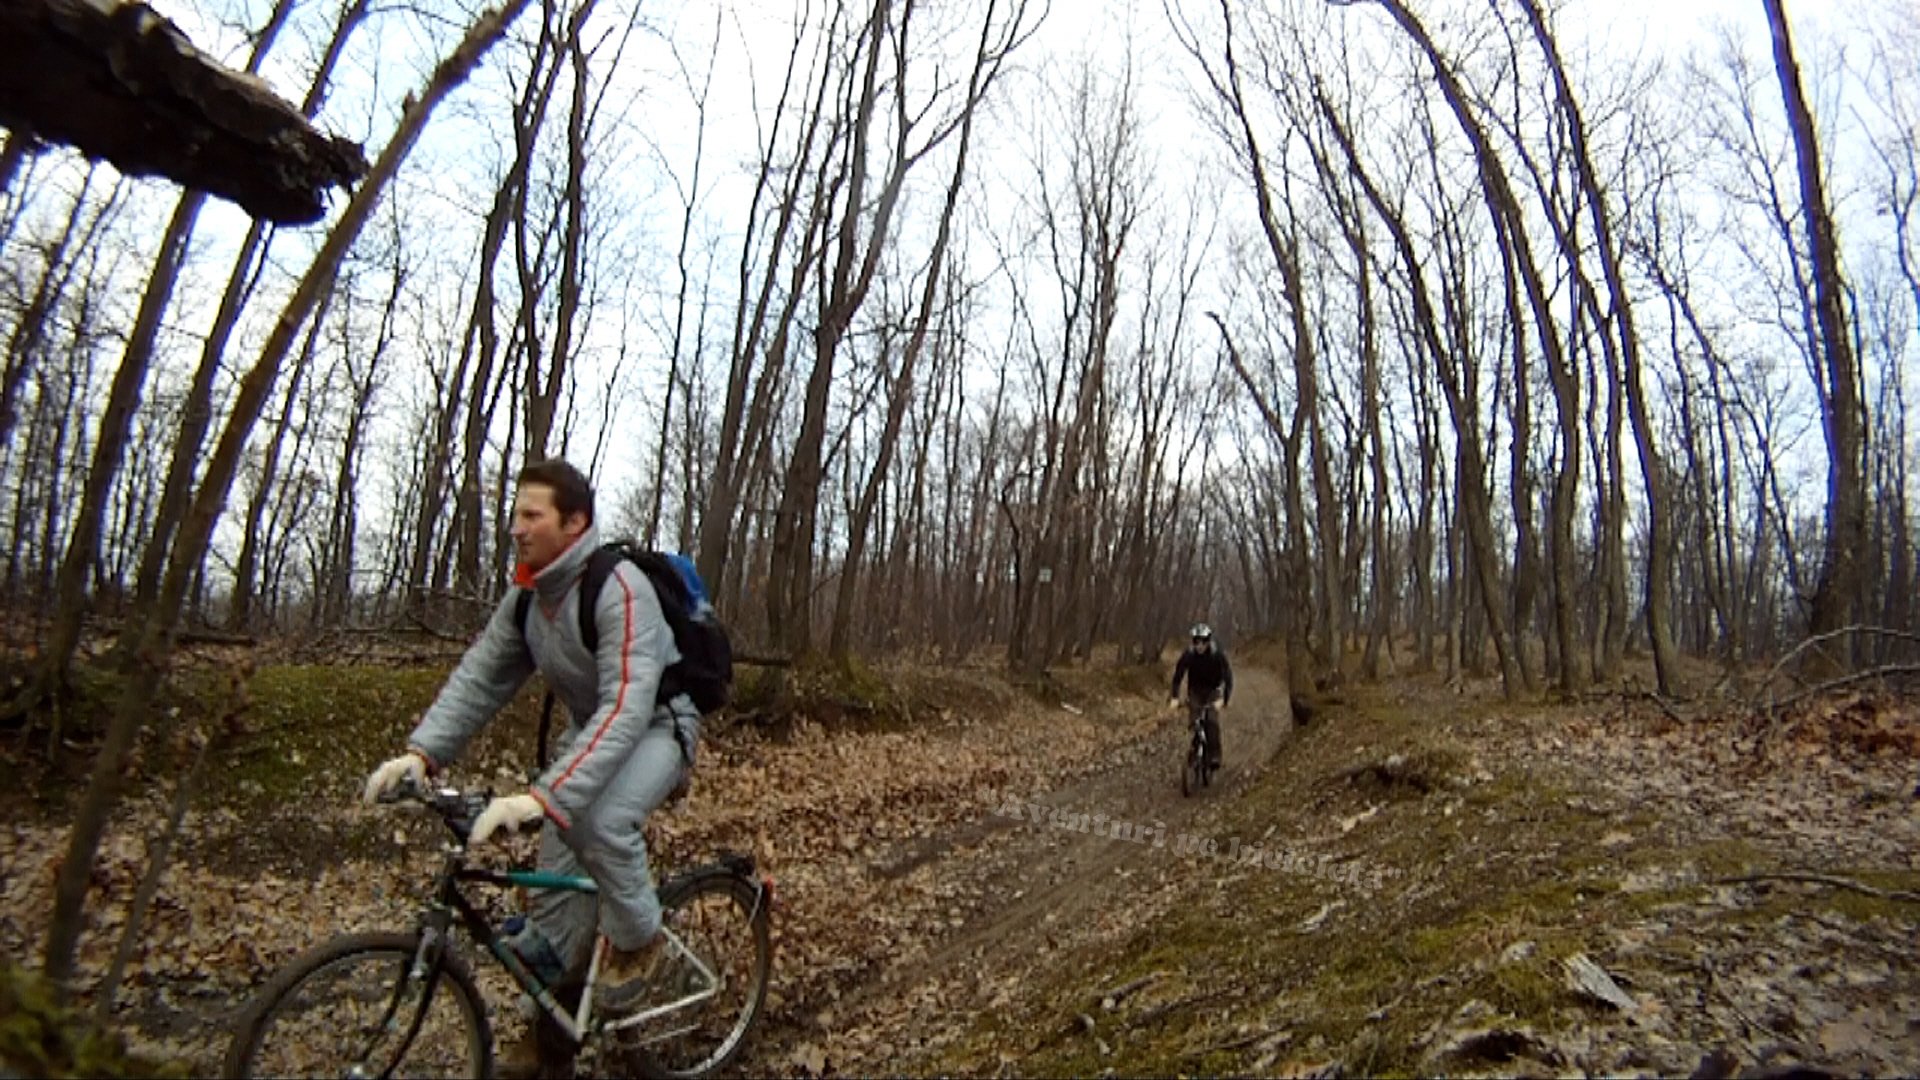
<box><xmin>1185</xmin><ymin>697</ymin><xmax>1222</xmax><ymax>768</ymax></box>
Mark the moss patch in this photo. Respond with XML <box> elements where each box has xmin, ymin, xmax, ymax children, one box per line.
<box><xmin>0</xmin><ymin>963</ymin><xmax>189</xmax><ymax>1078</ymax></box>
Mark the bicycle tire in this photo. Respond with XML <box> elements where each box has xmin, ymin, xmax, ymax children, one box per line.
<box><xmin>223</xmin><ymin>930</ymin><xmax>493</xmax><ymax>1080</ymax></box>
<box><xmin>623</xmin><ymin>871</ymin><xmax>772</xmax><ymax>1080</ymax></box>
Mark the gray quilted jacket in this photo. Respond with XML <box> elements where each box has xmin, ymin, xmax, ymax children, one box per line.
<box><xmin>406</xmin><ymin>526</ymin><xmax>698</xmax><ymax>830</ymax></box>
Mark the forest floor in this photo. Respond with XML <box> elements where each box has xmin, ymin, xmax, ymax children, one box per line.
<box><xmin>3</xmin><ymin>648</ymin><xmax>1919</xmax><ymax>1077</ymax></box>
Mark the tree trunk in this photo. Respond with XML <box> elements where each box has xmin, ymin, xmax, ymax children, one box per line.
<box><xmin>1764</xmin><ymin>0</ymin><xmax>1867</xmax><ymax>676</ymax></box>
<box><xmin>768</xmin><ymin>0</ymin><xmax>918</xmax><ymax>657</ymax></box>
<box><xmin>1512</xmin><ymin>0</ymin><xmax>1683</xmax><ymax>693</ymax></box>
<box><xmin>32</xmin><ymin>0</ymin><xmax>299</xmax><ymax>691</ymax></box>
<box><xmin>43</xmin><ymin>0</ymin><xmax>532</xmax><ymax>993</ymax></box>
<box><xmin>697</xmin><ymin>18</ymin><xmax>833</xmax><ymax>600</ymax></box>
<box><xmin>120</xmin><ymin>0</ymin><xmax>367</xmax><ymax>650</ymax></box>
<box><xmin>229</xmin><ymin>303</ymin><xmax>327</xmax><ymax>630</ymax></box>
<box><xmin>1316</xmin><ymin>87</ymin><xmax>1520</xmax><ymax>697</ymax></box>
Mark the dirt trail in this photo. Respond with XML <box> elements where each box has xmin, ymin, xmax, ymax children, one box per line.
<box><xmin>745</xmin><ymin>670</ymin><xmax>1920</xmax><ymax>1078</ymax></box>
<box><xmin>752</xmin><ymin>666</ymin><xmax>1296</xmax><ymax>1073</ymax></box>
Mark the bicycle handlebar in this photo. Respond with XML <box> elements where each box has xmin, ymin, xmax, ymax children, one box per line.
<box><xmin>377</xmin><ymin>778</ymin><xmax>534</xmax><ymax>844</ymax></box>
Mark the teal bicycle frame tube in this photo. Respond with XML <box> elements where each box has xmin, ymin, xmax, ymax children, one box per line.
<box><xmin>505</xmin><ymin>870</ymin><xmax>598</xmax><ymax>892</ymax></box>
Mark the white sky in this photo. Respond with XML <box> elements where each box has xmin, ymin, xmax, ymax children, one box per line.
<box><xmin>104</xmin><ymin>0</ymin><xmax>1911</xmax><ymax>566</ymax></box>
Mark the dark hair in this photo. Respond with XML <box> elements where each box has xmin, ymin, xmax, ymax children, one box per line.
<box><xmin>516</xmin><ymin>459</ymin><xmax>595</xmax><ymax>524</ymax></box>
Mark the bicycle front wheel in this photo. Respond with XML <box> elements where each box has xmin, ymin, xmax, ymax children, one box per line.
<box><xmin>223</xmin><ymin>931</ymin><xmax>493</xmax><ymax>1079</ymax></box>
<box><xmin>624</xmin><ymin>871</ymin><xmax>772</xmax><ymax>1080</ymax></box>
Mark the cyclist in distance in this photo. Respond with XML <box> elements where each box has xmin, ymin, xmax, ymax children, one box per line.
<box><xmin>361</xmin><ymin>458</ymin><xmax>697</xmax><ymax>1077</ymax></box>
<box><xmin>1169</xmin><ymin>623</ymin><xmax>1232</xmax><ymax>770</ymax></box>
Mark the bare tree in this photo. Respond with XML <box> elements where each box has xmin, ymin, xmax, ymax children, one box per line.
<box><xmin>697</xmin><ymin>9</ymin><xmax>836</xmax><ymax>616</ymax></box>
<box><xmin>828</xmin><ymin>0</ymin><xmax>1028</xmax><ymax>659</ymax></box>
<box><xmin>1315</xmin><ymin>81</ymin><xmax>1522</xmax><ymax>697</ymax></box>
<box><xmin>43</xmin><ymin>0</ymin><xmax>535</xmax><ymax>992</ymax></box>
<box><xmin>18</xmin><ymin>0</ymin><xmax>303</xmax><ymax>709</ymax></box>
<box><xmin>1764</xmin><ymin>0</ymin><xmax>1868</xmax><ymax>674</ymax></box>
<box><xmin>766</xmin><ymin>0</ymin><xmax>921</xmax><ymax>658</ymax></box>
<box><xmin>1513</xmin><ymin>0</ymin><xmax>1680</xmax><ymax>692</ymax></box>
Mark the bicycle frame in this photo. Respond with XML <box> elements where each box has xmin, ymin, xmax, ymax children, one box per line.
<box><xmin>415</xmin><ymin>846</ymin><xmax>723</xmax><ymax>1050</ymax></box>
<box><xmin>1185</xmin><ymin>696</ymin><xmax>1221</xmax><ymax>743</ymax></box>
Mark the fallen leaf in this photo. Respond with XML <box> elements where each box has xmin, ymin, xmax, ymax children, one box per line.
<box><xmin>1562</xmin><ymin>952</ymin><xmax>1637</xmax><ymax>1012</ymax></box>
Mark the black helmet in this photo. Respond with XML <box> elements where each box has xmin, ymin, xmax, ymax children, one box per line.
<box><xmin>1190</xmin><ymin>623</ymin><xmax>1213</xmax><ymax>642</ymax></box>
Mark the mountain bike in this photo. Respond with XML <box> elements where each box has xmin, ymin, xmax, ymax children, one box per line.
<box><xmin>223</xmin><ymin>782</ymin><xmax>773</xmax><ymax>1079</ymax></box>
<box><xmin>1181</xmin><ymin>698</ymin><xmax>1219</xmax><ymax>797</ymax></box>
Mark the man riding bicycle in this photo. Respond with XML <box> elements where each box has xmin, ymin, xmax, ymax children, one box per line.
<box><xmin>1169</xmin><ymin>623</ymin><xmax>1232</xmax><ymax>769</ymax></box>
<box><xmin>361</xmin><ymin>458</ymin><xmax>696</xmax><ymax>1077</ymax></box>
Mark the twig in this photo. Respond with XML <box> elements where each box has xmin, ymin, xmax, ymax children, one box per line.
<box><xmin>1760</xmin><ymin>626</ymin><xmax>1863</xmax><ymax>694</ymax></box>
<box><xmin>404</xmin><ymin>609</ymin><xmax>472</xmax><ymax>643</ymax></box>
<box><xmin>1700</xmin><ymin>958</ymin><xmax>1789</xmax><ymax>1042</ymax></box>
<box><xmin>1711</xmin><ymin>872</ymin><xmax>1920</xmax><ymax>904</ymax></box>
<box><xmin>1133</xmin><ymin>986</ymin><xmax>1235</xmax><ymax>1028</ymax></box>
<box><xmin>1797</xmin><ymin>911</ymin><xmax>1915</xmax><ymax>963</ymax></box>
<box><xmin>1095</xmin><ymin>970</ymin><xmax>1167</xmax><ymax>1008</ymax></box>
<box><xmin>1194</xmin><ymin>1025</ymin><xmax>1290</xmax><ymax>1057</ymax></box>
<box><xmin>1640</xmin><ymin>689</ymin><xmax>1686</xmax><ymax>724</ymax></box>
<box><xmin>1763</xmin><ymin>664</ymin><xmax>1920</xmax><ymax>715</ymax></box>
<box><xmin>1757</xmin><ymin>625</ymin><xmax>1920</xmax><ymax>716</ymax></box>
<box><xmin>175</xmin><ymin>628</ymin><xmax>257</xmax><ymax>647</ymax></box>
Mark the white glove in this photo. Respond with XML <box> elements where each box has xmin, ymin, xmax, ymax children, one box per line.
<box><xmin>1167</xmin><ymin>698</ymin><xmax>1180</xmax><ymax>711</ymax></box>
<box><xmin>363</xmin><ymin>752</ymin><xmax>427</xmax><ymax>804</ymax></box>
<box><xmin>470</xmin><ymin>794</ymin><xmax>545</xmax><ymax>845</ymax></box>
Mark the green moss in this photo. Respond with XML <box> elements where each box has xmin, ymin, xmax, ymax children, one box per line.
<box><xmin>726</xmin><ymin>655</ymin><xmax>920</xmax><ymax>732</ymax></box>
<box><xmin>0</xmin><ymin>963</ymin><xmax>190</xmax><ymax>1078</ymax></box>
<box><xmin>225</xmin><ymin>664</ymin><xmax>456</xmax><ymax>804</ymax></box>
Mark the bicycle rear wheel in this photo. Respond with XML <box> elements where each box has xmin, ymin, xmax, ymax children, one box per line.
<box><xmin>619</xmin><ymin>870</ymin><xmax>772</xmax><ymax>1080</ymax></box>
<box><xmin>223</xmin><ymin>931</ymin><xmax>492</xmax><ymax>1079</ymax></box>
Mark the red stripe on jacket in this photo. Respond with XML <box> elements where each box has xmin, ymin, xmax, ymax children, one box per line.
<box><xmin>550</xmin><ymin>571</ymin><xmax>636</xmax><ymax>802</ymax></box>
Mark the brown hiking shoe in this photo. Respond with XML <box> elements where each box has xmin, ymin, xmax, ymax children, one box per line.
<box><xmin>596</xmin><ymin>934</ymin><xmax>668</xmax><ymax>1013</ymax></box>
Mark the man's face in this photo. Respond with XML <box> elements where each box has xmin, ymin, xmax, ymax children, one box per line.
<box><xmin>1192</xmin><ymin>637</ymin><xmax>1211</xmax><ymax>653</ymax></box>
<box><xmin>511</xmin><ymin>483</ymin><xmax>588</xmax><ymax>571</ymax></box>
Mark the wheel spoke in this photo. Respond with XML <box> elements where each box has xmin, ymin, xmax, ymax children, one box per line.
<box><xmin>613</xmin><ymin>875</ymin><xmax>770</xmax><ymax>1079</ymax></box>
<box><xmin>226</xmin><ymin>934</ymin><xmax>490</xmax><ymax>1079</ymax></box>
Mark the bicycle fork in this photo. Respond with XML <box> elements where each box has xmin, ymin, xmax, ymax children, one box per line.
<box><xmin>350</xmin><ymin>910</ymin><xmax>454</xmax><ymax>1076</ymax></box>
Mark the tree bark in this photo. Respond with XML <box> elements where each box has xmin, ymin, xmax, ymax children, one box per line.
<box><xmin>1362</xmin><ymin>0</ymin><xmax>1580</xmax><ymax>692</ymax></box>
<box><xmin>768</xmin><ymin>0</ymin><xmax>919</xmax><ymax>657</ymax></box>
<box><xmin>1519</xmin><ymin>0</ymin><xmax>1680</xmax><ymax>692</ymax></box>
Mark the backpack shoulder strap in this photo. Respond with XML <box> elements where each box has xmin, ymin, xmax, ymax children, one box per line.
<box><xmin>574</xmin><ymin>543</ymin><xmax>630</xmax><ymax>655</ymax></box>
<box><xmin>513</xmin><ymin>587</ymin><xmax>554</xmax><ymax>771</ymax></box>
<box><xmin>513</xmin><ymin>588</ymin><xmax>534</xmax><ymax>647</ymax></box>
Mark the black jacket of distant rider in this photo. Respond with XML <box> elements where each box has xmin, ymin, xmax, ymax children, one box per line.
<box><xmin>1171</xmin><ymin>646</ymin><xmax>1232</xmax><ymax>704</ymax></box>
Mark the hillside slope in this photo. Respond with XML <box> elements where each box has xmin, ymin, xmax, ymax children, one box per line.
<box><xmin>3</xmin><ymin>661</ymin><xmax>1916</xmax><ymax>1077</ymax></box>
